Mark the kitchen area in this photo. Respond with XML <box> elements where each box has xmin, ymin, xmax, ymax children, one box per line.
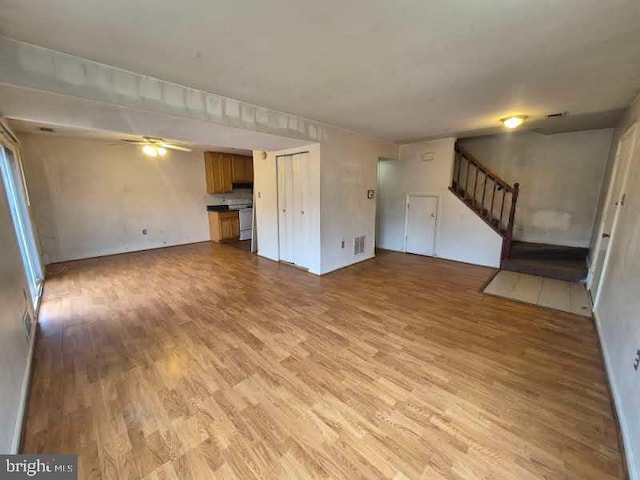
<box><xmin>204</xmin><ymin>151</ymin><xmax>255</xmax><ymax>250</ymax></box>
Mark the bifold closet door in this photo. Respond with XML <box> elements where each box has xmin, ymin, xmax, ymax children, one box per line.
<box><xmin>292</xmin><ymin>153</ymin><xmax>310</xmax><ymax>268</ymax></box>
<box><xmin>277</xmin><ymin>153</ymin><xmax>311</xmax><ymax>268</ymax></box>
<box><xmin>277</xmin><ymin>155</ymin><xmax>294</xmax><ymax>263</ymax></box>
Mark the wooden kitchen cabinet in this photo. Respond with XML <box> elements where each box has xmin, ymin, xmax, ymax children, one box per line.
<box><xmin>208</xmin><ymin>211</ymin><xmax>240</xmax><ymax>242</ymax></box>
<box><xmin>205</xmin><ymin>152</ymin><xmax>253</xmax><ymax>193</ymax></box>
<box><xmin>231</xmin><ymin>155</ymin><xmax>254</xmax><ymax>183</ymax></box>
<box><xmin>205</xmin><ymin>152</ymin><xmax>233</xmax><ymax>193</ymax></box>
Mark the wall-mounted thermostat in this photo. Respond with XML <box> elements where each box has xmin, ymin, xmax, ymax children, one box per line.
<box><xmin>367</xmin><ymin>190</ymin><xmax>375</xmax><ymax>199</ymax></box>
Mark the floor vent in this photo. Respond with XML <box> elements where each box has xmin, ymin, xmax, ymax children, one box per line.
<box><xmin>354</xmin><ymin>235</ymin><xmax>365</xmax><ymax>255</ymax></box>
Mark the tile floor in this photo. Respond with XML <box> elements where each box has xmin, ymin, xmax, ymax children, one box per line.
<box><xmin>484</xmin><ymin>270</ymin><xmax>592</xmax><ymax>317</ymax></box>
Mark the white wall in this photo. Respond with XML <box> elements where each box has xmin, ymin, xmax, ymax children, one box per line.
<box><xmin>320</xmin><ymin>130</ymin><xmax>398</xmax><ymax>274</ymax></box>
<box><xmin>377</xmin><ymin>138</ymin><xmax>503</xmax><ymax>268</ymax></box>
<box><xmin>0</xmin><ymin>159</ymin><xmax>32</xmax><ymax>453</ymax></box>
<box><xmin>253</xmin><ymin>144</ymin><xmax>322</xmax><ymax>274</ymax></box>
<box><xmin>592</xmin><ymin>95</ymin><xmax>640</xmax><ymax>480</ymax></box>
<box><xmin>459</xmin><ymin>130</ymin><xmax>612</xmax><ymax>248</ymax></box>
<box><xmin>254</xmin><ymin>127</ymin><xmax>397</xmax><ymax>276</ymax></box>
<box><xmin>20</xmin><ymin>134</ymin><xmax>232</xmax><ymax>264</ymax></box>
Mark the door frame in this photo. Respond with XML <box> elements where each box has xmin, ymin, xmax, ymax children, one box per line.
<box><xmin>589</xmin><ymin>123</ymin><xmax>637</xmax><ymax>308</ymax></box>
<box><xmin>404</xmin><ymin>193</ymin><xmax>439</xmax><ymax>256</ymax></box>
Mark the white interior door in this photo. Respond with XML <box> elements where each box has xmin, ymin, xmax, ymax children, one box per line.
<box><xmin>591</xmin><ymin>124</ymin><xmax>637</xmax><ymax>306</ymax></box>
<box><xmin>405</xmin><ymin>195</ymin><xmax>437</xmax><ymax>256</ymax></box>
<box><xmin>277</xmin><ymin>153</ymin><xmax>310</xmax><ymax>267</ymax></box>
<box><xmin>277</xmin><ymin>155</ymin><xmax>294</xmax><ymax>263</ymax></box>
<box><xmin>292</xmin><ymin>153</ymin><xmax>310</xmax><ymax>268</ymax></box>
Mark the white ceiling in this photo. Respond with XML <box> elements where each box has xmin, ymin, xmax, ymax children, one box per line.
<box><xmin>9</xmin><ymin>119</ymin><xmax>253</xmax><ymax>155</ymax></box>
<box><xmin>1</xmin><ymin>0</ymin><xmax>639</xmax><ymax>142</ymax></box>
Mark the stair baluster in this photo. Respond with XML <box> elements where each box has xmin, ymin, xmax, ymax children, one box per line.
<box><xmin>449</xmin><ymin>144</ymin><xmax>520</xmax><ymax>259</ymax></box>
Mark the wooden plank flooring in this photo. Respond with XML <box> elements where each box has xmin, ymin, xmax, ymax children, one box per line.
<box><xmin>23</xmin><ymin>243</ymin><xmax>623</xmax><ymax>479</ymax></box>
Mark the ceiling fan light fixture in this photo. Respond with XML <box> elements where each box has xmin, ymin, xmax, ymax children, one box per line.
<box><xmin>501</xmin><ymin>115</ymin><xmax>528</xmax><ymax>129</ymax></box>
<box><xmin>143</xmin><ymin>145</ymin><xmax>158</xmax><ymax>157</ymax></box>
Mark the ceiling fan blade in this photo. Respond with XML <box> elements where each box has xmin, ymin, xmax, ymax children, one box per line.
<box><xmin>159</xmin><ymin>143</ymin><xmax>192</xmax><ymax>152</ymax></box>
<box><xmin>120</xmin><ymin>139</ymin><xmax>148</xmax><ymax>145</ymax></box>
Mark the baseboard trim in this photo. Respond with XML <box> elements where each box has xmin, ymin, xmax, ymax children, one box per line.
<box><xmin>45</xmin><ymin>239</ymin><xmax>211</xmax><ymax>267</ymax></box>
<box><xmin>11</xmin><ymin>294</ymin><xmax>41</xmax><ymax>453</ymax></box>
<box><xmin>320</xmin><ymin>254</ymin><xmax>376</xmax><ymax>275</ymax></box>
<box><xmin>593</xmin><ymin>308</ymin><xmax>637</xmax><ymax>480</ymax></box>
<box><xmin>375</xmin><ymin>247</ymin><xmax>499</xmax><ymax>271</ymax></box>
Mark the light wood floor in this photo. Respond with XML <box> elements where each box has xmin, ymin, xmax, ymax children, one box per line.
<box><xmin>23</xmin><ymin>243</ymin><xmax>623</xmax><ymax>480</ymax></box>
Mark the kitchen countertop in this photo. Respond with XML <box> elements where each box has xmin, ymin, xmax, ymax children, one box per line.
<box><xmin>207</xmin><ymin>205</ymin><xmax>230</xmax><ymax>212</ymax></box>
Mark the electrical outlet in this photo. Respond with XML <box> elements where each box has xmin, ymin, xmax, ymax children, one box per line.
<box><xmin>142</xmin><ymin>229</ymin><xmax>147</xmax><ymax>235</ymax></box>
<box><xmin>634</xmin><ymin>349</ymin><xmax>640</xmax><ymax>371</ymax></box>
<box><xmin>341</xmin><ymin>240</ymin><xmax>345</xmax><ymax>249</ymax></box>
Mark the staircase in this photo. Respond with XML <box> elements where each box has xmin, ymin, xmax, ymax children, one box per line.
<box><xmin>450</xmin><ymin>144</ymin><xmax>519</xmax><ymax>259</ymax></box>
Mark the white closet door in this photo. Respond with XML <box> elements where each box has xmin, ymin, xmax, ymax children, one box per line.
<box><xmin>405</xmin><ymin>195</ymin><xmax>437</xmax><ymax>256</ymax></box>
<box><xmin>277</xmin><ymin>156</ymin><xmax>294</xmax><ymax>263</ymax></box>
<box><xmin>292</xmin><ymin>153</ymin><xmax>310</xmax><ymax>268</ymax></box>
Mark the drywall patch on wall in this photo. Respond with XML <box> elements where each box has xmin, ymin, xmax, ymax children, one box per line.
<box><xmin>529</xmin><ymin>209</ymin><xmax>571</xmax><ymax>231</ymax></box>
<box><xmin>459</xmin><ymin>129</ymin><xmax>613</xmax><ymax>247</ymax></box>
<box><xmin>377</xmin><ymin>137</ymin><xmax>502</xmax><ymax>268</ymax></box>
<box><xmin>0</xmin><ymin>37</ymin><xmax>327</xmax><ymax>144</ymax></box>
<box><xmin>20</xmin><ymin>134</ymin><xmax>216</xmax><ymax>263</ymax></box>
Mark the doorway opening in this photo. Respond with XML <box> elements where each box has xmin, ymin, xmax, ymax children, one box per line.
<box><xmin>0</xmin><ymin>144</ymin><xmax>43</xmax><ymax>308</ymax></box>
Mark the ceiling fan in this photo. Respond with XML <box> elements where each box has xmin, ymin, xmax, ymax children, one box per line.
<box><xmin>120</xmin><ymin>136</ymin><xmax>192</xmax><ymax>157</ymax></box>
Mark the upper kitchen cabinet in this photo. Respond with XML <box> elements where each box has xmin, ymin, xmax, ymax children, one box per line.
<box><xmin>205</xmin><ymin>152</ymin><xmax>233</xmax><ymax>193</ymax></box>
<box><xmin>205</xmin><ymin>152</ymin><xmax>253</xmax><ymax>193</ymax></box>
<box><xmin>231</xmin><ymin>155</ymin><xmax>254</xmax><ymax>183</ymax></box>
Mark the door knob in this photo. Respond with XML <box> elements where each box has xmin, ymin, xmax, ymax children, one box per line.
<box><xmin>430</xmin><ymin>213</ymin><xmax>436</xmax><ymax>217</ymax></box>
<box><xmin>602</xmin><ymin>233</ymin><xmax>610</xmax><ymax>238</ymax></box>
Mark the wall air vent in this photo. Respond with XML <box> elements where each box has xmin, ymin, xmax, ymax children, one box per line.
<box><xmin>354</xmin><ymin>235</ymin><xmax>365</xmax><ymax>255</ymax></box>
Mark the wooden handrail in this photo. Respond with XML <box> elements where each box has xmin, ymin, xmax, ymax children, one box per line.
<box><xmin>454</xmin><ymin>144</ymin><xmax>515</xmax><ymax>193</ymax></box>
<box><xmin>451</xmin><ymin>143</ymin><xmax>520</xmax><ymax>259</ymax></box>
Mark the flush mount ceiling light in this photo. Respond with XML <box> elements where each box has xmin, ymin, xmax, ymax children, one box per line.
<box><xmin>501</xmin><ymin>115</ymin><xmax>528</xmax><ymax>129</ymax></box>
